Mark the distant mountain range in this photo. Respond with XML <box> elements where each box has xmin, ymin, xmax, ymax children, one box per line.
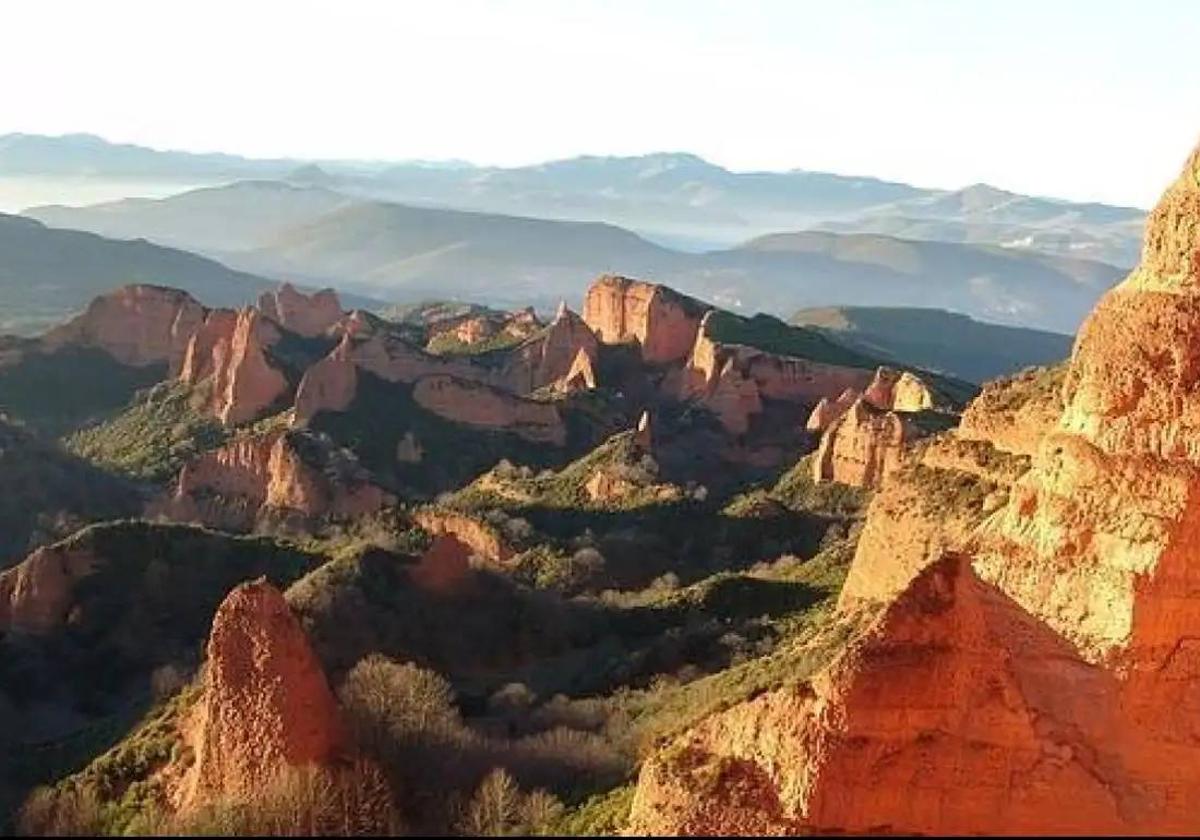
<box><xmin>27</xmin><ymin>180</ymin><xmax>1126</xmax><ymax>333</ymax></box>
<box><xmin>3</xmin><ymin>133</ymin><xmax>1145</xmax><ymax>262</ymax></box>
<box><xmin>790</xmin><ymin>305</ymin><xmax>1074</xmax><ymax>383</ymax></box>
<box><xmin>0</xmin><ymin>212</ymin><xmax>376</xmax><ymax>335</ymax></box>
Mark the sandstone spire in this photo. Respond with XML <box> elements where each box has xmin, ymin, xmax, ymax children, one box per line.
<box><xmin>183</xmin><ymin>579</ymin><xmax>345</xmax><ymax>806</ymax></box>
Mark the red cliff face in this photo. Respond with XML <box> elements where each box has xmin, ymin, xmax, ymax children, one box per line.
<box><xmin>412</xmin><ymin>375</ymin><xmax>567</xmax><ymax>445</ymax></box>
<box><xmin>178</xmin><ymin>307</ymin><xmax>292</xmax><ymax>426</ymax></box>
<box><xmin>678</xmin><ymin>312</ymin><xmax>876</xmax><ymax>435</ymax></box>
<box><xmin>629</xmin><ymin>141</ymin><xmax>1200</xmax><ymax>836</ymax></box>
<box><xmin>257</xmin><ymin>283</ymin><xmax>344</xmax><ymax>338</ymax></box>
<box><xmin>583</xmin><ymin>275</ymin><xmax>706</xmax><ymax>364</ymax></box>
<box><xmin>43</xmin><ymin>285</ymin><xmax>206</xmax><ymax>372</ymax></box>
<box><xmin>157</xmin><ymin>430</ymin><xmax>393</xmax><ymax>531</ymax></box>
<box><xmin>182</xmin><ymin>579</ymin><xmax>345</xmax><ymax>806</ymax></box>
<box><xmin>292</xmin><ymin>335</ymin><xmax>360</xmax><ymax>425</ymax></box>
<box><xmin>811</xmin><ymin>397</ymin><xmax>911</xmax><ymax>489</ymax></box>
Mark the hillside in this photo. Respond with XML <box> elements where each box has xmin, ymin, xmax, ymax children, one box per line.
<box><xmin>790</xmin><ymin>305</ymin><xmax>1074</xmax><ymax>382</ymax></box>
<box><xmin>812</xmin><ymin>182</ymin><xmax>1145</xmax><ymax>267</ymax></box>
<box><xmin>0</xmin><ymin>213</ymin><xmax>279</xmax><ymax>334</ymax></box>
<box><xmin>28</xmin><ymin>183</ymin><xmax>1126</xmax><ymax>332</ymax></box>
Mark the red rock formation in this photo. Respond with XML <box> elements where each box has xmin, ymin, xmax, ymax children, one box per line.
<box><xmin>257</xmin><ymin>283</ymin><xmax>343</xmax><ymax>338</ymax></box>
<box><xmin>630</xmin><ymin>556</ymin><xmax>1146</xmax><ymax>836</ymax></box>
<box><xmin>629</xmin><ymin>140</ymin><xmax>1200</xmax><ymax>837</ymax></box>
<box><xmin>862</xmin><ymin>366</ymin><xmax>936</xmax><ymax>412</ymax></box>
<box><xmin>583</xmin><ymin>275</ymin><xmax>706</xmax><ymax>364</ymax></box>
<box><xmin>183</xmin><ymin>579</ymin><xmax>345</xmax><ymax>805</ymax></box>
<box><xmin>680</xmin><ymin>313</ymin><xmax>876</xmax><ymax>435</ymax></box>
<box><xmin>179</xmin><ymin>307</ymin><xmax>291</xmax><ymax>426</ymax></box>
<box><xmin>43</xmin><ymin>284</ymin><xmax>206</xmax><ymax>372</ymax></box>
<box><xmin>412</xmin><ymin>508</ymin><xmax>514</xmax><ymax>565</ymax></box>
<box><xmin>633</xmin><ymin>410</ymin><xmax>653</xmax><ymax>451</ymax></box>
<box><xmin>958</xmin><ymin>364</ymin><xmax>1064</xmax><ymax>457</ymax></box>
<box><xmin>0</xmin><ymin>543</ymin><xmax>95</xmax><ymax>635</ymax></box>
<box><xmin>804</xmin><ymin>388</ymin><xmax>860</xmax><ymax>433</ymax></box>
<box><xmin>811</xmin><ymin>397</ymin><xmax>910</xmax><ymax>489</ymax></box>
<box><xmin>501</xmin><ymin>304</ymin><xmax>599</xmax><ymax>394</ymax></box>
<box><xmin>292</xmin><ymin>335</ymin><xmax>359</xmax><ymax>424</ymax></box>
<box><xmin>157</xmin><ymin>430</ymin><xmax>392</xmax><ymax>531</ymax></box>
<box><xmin>178</xmin><ymin>308</ymin><xmax>238</xmax><ymax>383</ymax></box>
<box><xmin>412</xmin><ymin>375</ymin><xmax>566</xmax><ymax>445</ymax></box>
<box><xmin>891</xmin><ymin>370</ymin><xmax>936</xmax><ymax>411</ymax></box>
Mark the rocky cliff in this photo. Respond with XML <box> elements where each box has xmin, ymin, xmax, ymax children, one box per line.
<box><xmin>811</xmin><ymin>397</ymin><xmax>912</xmax><ymax>489</ymax></box>
<box><xmin>583</xmin><ymin>275</ymin><xmax>707</xmax><ymax>364</ymax></box>
<box><xmin>157</xmin><ymin>429</ymin><xmax>392</xmax><ymax>531</ymax></box>
<box><xmin>0</xmin><ymin>541</ymin><xmax>96</xmax><ymax>635</ymax></box>
<box><xmin>256</xmin><ymin>283</ymin><xmax>343</xmax><ymax>338</ymax></box>
<box><xmin>413</xmin><ymin>375</ymin><xmax>566</xmax><ymax>445</ymax></box>
<box><xmin>43</xmin><ymin>284</ymin><xmax>206</xmax><ymax>372</ymax></box>
<box><xmin>629</xmin><ymin>140</ymin><xmax>1200</xmax><ymax>835</ymax></box>
<box><xmin>678</xmin><ymin>311</ymin><xmax>877</xmax><ymax>435</ymax></box>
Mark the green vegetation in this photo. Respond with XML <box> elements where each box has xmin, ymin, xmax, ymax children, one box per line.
<box><xmin>0</xmin><ymin>419</ymin><xmax>140</xmax><ymax>565</ymax></box>
<box><xmin>427</xmin><ymin>329</ymin><xmax>527</xmax><ymax>357</ymax></box>
<box><xmin>65</xmin><ymin>380</ymin><xmax>229</xmax><ymax>482</ymax></box>
<box><xmin>705</xmin><ymin>309</ymin><xmax>879</xmax><ymax>369</ymax></box>
<box><xmin>311</xmin><ymin>371</ymin><xmax>570</xmax><ymax>496</ymax></box>
<box><xmin>0</xmin><ymin>346</ymin><xmax>165</xmax><ymax>437</ymax></box>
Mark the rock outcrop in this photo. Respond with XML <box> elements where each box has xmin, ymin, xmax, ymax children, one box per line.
<box><xmin>412</xmin><ymin>508</ymin><xmax>514</xmax><ymax>565</ymax></box>
<box><xmin>179</xmin><ymin>307</ymin><xmax>291</xmax><ymax>426</ymax></box>
<box><xmin>500</xmin><ymin>304</ymin><xmax>599</xmax><ymax>394</ymax></box>
<box><xmin>413</xmin><ymin>375</ymin><xmax>566</xmax><ymax>445</ymax></box>
<box><xmin>408</xmin><ymin>534</ymin><xmax>473</xmax><ymax>594</ymax></box>
<box><xmin>957</xmin><ymin>364</ymin><xmax>1064</xmax><ymax>457</ymax></box>
<box><xmin>558</xmin><ymin>346</ymin><xmax>598</xmax><ymax>392</ymax></box>
<box><xmin>292</xmin><ymin>335</ymin><xmax>359</xmax><ymax>424</ymax></box>
<box><xmin>256</xmin><ymin>283</ymin><xmax>343</xmax><ymax>338</ymax></box>
<box><xmin>0</xmin><ymin>543</ymin><xmax>95</xmax><ymax>635</ymax></box>
<box><xmin>583</xmin><ymin>275</ymin><xmax>707</xmax><ymax>364</ymax></box>
<box><xmin>680</xmin><ymin>312</ymin><xmax>876</xmax><ymax>435</ymax></box>
<box><xmin>629</xmin><ymin>141</ymin><xmax>1200</xmax><ymax>836</ymax></box>
<box><xmin>811</xmin><ymin>397</ymin><xmax>911</xmax><ymax>489</ymax></box>
<box><xmin>43</xmin><ymin>284</ymin><xmax>206</xmax><ymax>372</ymax></box>
<box><xmin>182</xmin><ymin>579</ymin><xmax>345</xmax><ymax>805</ymax></box>
<box><xmin>157</xmin><ymin>430</ymin><xmax>392</xmax><ymax>531</ymax></box>
<box><xmin>863</xmin><ymin>366</ymin><xmax>937</xmax><ymax>412</ymax></box>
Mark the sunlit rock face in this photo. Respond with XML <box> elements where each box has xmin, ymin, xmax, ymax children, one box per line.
<box><xmin>412</xmin><ymin>375</ymin><xmax>567</xmax><ymax>445</ymax></box>
<box><xmin>256</xmin><ymin>283</ymin><xmax>343</xmax><ymax>338</ymax></box>
<box><xmin>156</xmin><ymin>429</ymin><xmax>392</xmax><ymax>531</ymax></box>
<box><xmin>583</xmin><ymin>274</ymin><xmax>706</xmax><ymax>364</ymax></box>
<box><xmin>629</xmin><ymin>141</ymin><xmax>1200</xmax><ymax>835</ymax></box>
<box><xmin>182</xmin><ymin>579</ymin><xmax>345</xmax><ymax>806</ymax></box>
<box><xmin>43</xmin><ymin>284</ymin><xmax>206</xmax><ymax>372</ymax></box>
<box><xmin>811</xmin><ymin>397</ymin><xmax>911</xmax><ymax>489</ymax></box>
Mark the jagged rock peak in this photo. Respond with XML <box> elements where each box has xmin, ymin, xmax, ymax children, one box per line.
<box><xmin>256</xmin><ymin>282</ymin><xmax>344</xmax><ymax>338</ymax></box>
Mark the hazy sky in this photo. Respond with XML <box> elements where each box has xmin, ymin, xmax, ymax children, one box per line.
<box><xmin>3</xmin><ymin>0</ymin><xmax>1198</xmax><ymax>207</ymax></box>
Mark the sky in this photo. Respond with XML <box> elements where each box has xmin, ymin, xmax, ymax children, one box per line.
<box><xmin>2</xmin><ymin>0</ymin><xmax>1198</xmax><ymax>207</ymax></box>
